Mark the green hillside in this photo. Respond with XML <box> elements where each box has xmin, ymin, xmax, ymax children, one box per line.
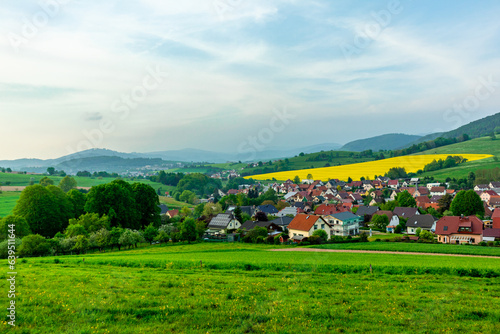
<box><xmin>0</xmin><ymin>191</ymin><xmax>20</xmax><ymax>217</ymax></box>
<box><xmin>414</xmin><ymin>136</ymin><xmax>500</xmax><ymax>181</ymax></box>
<box><xmin>341</xmin><ymin>133</ymin><xmax>422</xmax><ymax>152</ymax></box>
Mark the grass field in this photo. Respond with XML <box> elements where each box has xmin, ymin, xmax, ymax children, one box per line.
<box><xmin>414</xmin><ymin>136</ymin><xmax>500</xmax><ymax>181</ymax></box>
<box><xmin>159</xmin><ymin>196</ymin><xmax>195</xmax><ymax>209</ymax></box>
<box><xmin>0</xmin><ymin>173</ymin><xmax>165</xmax><ymax>189</ymax></box>
<box><xmin>246</xmin><ymin>154</ymin><xmax>492</xmax><ymax>181</ymax></box>
<box><xmin>2</xmin><ymin>243</ymin><xmax>499</xmax><ymax>333</ymax></box>
<box><xmin>0</xmin><ymin>191</ymin><xmax>21</xmax><ymax>217</ymax></box>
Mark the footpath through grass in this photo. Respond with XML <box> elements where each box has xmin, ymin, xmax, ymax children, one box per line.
<box><xmin>2</xmin><ymin>243</ymin><xmax>500</xmax><ymax>333</ymax></box>
<box><xmin>310</xmin><ymin>241</ymin><xmax>500</xmax><ymax>257</ymax></box>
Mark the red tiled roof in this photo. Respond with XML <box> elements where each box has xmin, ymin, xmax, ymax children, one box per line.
<box><xmin>288</xmin><ymin>214</ymin><xmax>322</xmax><ymax>232</ymax></box>
<box><xmin>435</xmin><ymin>216</ymin><xmax>483</xmax><ymax>235</ymax></box>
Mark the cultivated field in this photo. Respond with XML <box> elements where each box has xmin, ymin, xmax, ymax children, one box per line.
<box><xmin>1</xmin><ymin>243</ymin><xmax>499</xmax><ymax>333</ymax></box>
<box><xmin>246</xmin><ymin>154</ymin><xmax>492</xmax><ymax>181</ymax></box>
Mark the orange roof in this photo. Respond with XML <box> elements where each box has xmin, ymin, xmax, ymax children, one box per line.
<box><xmin>288</xmin><ymin>214</ymin><xmax>323</xmax><ymax>232</ymax></box>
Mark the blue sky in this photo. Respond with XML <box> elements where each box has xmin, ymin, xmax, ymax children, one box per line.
<box><xmin>1</xmin><ymin>0</ymin><xmax>500</xmax><ymax>160</ymax></box>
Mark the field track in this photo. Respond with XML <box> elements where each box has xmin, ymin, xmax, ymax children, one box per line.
<box><xmin>271</xmin><ymin>248</ymin><xmax>500</xmax><ymax>258</ymax></box>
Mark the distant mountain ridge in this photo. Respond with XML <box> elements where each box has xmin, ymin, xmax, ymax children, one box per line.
<box><xmin>340</xmin><ymin>134</ymin><xmax>422</xmax><ymax>152</ymax></box>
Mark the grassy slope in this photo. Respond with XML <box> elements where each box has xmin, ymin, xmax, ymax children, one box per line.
<box><xmin>1</xmin><ymin>243</ymin><xmax>499</xmax><ymax>333</ymax></box>
<box><xmin>0</xmin><ymin>173</ymin><xmax>166</xmax><ymax>188</ymax></box>
<box><xmin>159</xmin><ymin>196</ymin><xmax>195</xmax><ymax>209</ymax></box>
<box><xmin>0</xmin><ymin>191</ymin><xmax>21</xmax><ymax>217</ymax></box>
<box><xmin>208</xmin><ymin>150</ymin><xmax>376</xmax><ymax>176</ymax></box>
<box><xmin>414</xmin><ymin>136</ymin><xmax>500</xmax><ymax>181</ymax></box>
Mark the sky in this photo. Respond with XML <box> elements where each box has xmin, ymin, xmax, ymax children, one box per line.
<box><xmin>1</xmin><ymin>0</ymin><xmax>500</xmax><ymax>160</ymax></box>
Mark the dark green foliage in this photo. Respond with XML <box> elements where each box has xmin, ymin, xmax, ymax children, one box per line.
<box><xmin>14</xmin><ymin>185</ymin><xmax>74</xmax><ymax>237</ymax></box>
<box><xmin>175</xmin><ymin>173</ymin><xmax>222</xmax><ymax>197</ymax></box>
<box><xmin>143</xmin><ymin>224</ymin><xmax>159</xmax><ymax>244</ymax></box>
<box><xmin>178</xmin><ymin>218</ymin><xmax>197</xmax><ymax>243</ymax></box>
<box><xmin>312</xmin><ymin>229</ymin><xmax>328</xmax><ymax>243</ymax></box>
<box><xmin>450</xmin><ymin>190</ymin><xmax>484</xmax><ymax>217</ymax></box>
<box><xmin>371</xmin><ymin>214</ymin><xmax>389</xmax><ymax>230</ymax></box>
<box><xmin>437</xmin><ymin>194</ymin><xmax>453</xmax><ymax>214</ymax></box>
<box><xmin>132</xmin><ymin>182</ymin><xmax>161</xmax><ymax>229</ymax></box>
<box><xmin>19</xmin><ymin>234</ymin><xmax>50</xmax><ymax>257</ymax></box>
<box><xmin>151</xmin><ymin>171</ymin><xmax>185</xmax><ymax>186</ymax></box>
<box><xmin>67</xmin><ymin>189</ymin><xmax>86</xmax><ymax>218</ymax></box>
<box><xmin>396</xmin><ymin>191</ymin><xmax>416</xmax><ymax>207</ymax></box>
<box><xmin>422</xmin><ymin>156</ymin><xmax>467</xmax><ymax>172</ymax></box>
<box><xmin>245</xmin><ymin>226</ymin><xmax>268</xmax><ymax>243</ymax></box>
<box><xmin>84</xmin><ymin>180</ymin><xmax>140</xmax><ymax>229</ymax></box>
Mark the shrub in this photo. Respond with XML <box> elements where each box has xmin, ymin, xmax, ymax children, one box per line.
<box><xmin>486</xmin><ymin>241</ymin><xmax>494</xmax><ymax>247</ymax></box>
<box><xmin>19</xmin><ymin>234</ymin><xmax>50</xmax><ymax>257</ymax></box>
<box><xmin>478</xmin><ymin>241</ymin><xmax>487</xmax><ymax>247</ymax></box>
<box><xmin>0</xmin><ymin>238</ymin><xmax>22</xmax><ymax>259</ymax></box>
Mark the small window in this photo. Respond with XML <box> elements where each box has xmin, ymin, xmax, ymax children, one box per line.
<box><xmin>321</xmin><ymin>224</ymin><xmax>325</xmax><ymax>229</ymax></box>
<box><xmin>443</xmin><ymin>226</ymin><xmax>448</xmax><ymax>231</ymax></box>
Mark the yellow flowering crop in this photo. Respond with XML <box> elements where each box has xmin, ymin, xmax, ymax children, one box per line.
<box><xmin>246</xmin><ymin>154</ymin><xmax>492</xmax><ymax>181</ymax></box>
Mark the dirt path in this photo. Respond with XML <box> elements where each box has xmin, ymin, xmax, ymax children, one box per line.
<box><xmin>270</xmin><ymin>248</ymin><xmax>500</xmax><ymax>259</ymax></box>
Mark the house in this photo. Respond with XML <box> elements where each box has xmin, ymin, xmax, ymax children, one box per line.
<box><xmin>490</xmin><ymin>196</ymin><xmax>500</xmax><ymax>209</ymax></box>
<box><xmin>158</xmin><ymin>204</ymin><xmax>169</xmax><ymax>215</ymax></box>
<box><xmin>493</xmin><ymin>209</ymin><xmax>500</xmax><ymax>229</ymax></box>
<box><xmin>410</xmin><ymin>178</ymin><xmax>419</xmax><ymax>185</ymax></box>
<box><xmin>406</xmin><ymin>214</ymin><xmax>436</xmax><ymax>235</ymax></box>
<box><xmin>271</xmin><ymin>216</ymin><xmax>294</xmax><ymax>230</ymax></box>
<box><xmin>416</xmin><ymin>196</ymin><xmax>431</xmax><ymax>208</ymax></box>
<box><xmin>239</xmin><ymin>220</ymin><xmax>282</xmax><ymax>233</ymax></box>
<box><xmin>372</xmin><ymin>210</ymin><xmax>399</xmax><ymax>227</ymax></box>
<box><xmin>314</xmin><ymin>204</ymin><xmax>346</xmax><ymax>216</ymax></box>
<box><xmin>350</xmin><ymin>193</ymin><xmax>363</xmax><ymax>203</ymax></box>
<box><xmin>483</xmin><ymin>228</ymin><xmax>500</xmax><ymax>242</ymax></box>
<box><xmin>426</xmin><ymin>183</ymin><xmax>441</xmax><ymax>190</ymax></box>
<box><xmin>288</xmin><ymin>214</ymin><xmax>331</xmax><ymax>239</ymax></box>
<box><xmin>414</xmin><ymin>187</ymin><xmax>429</xmax><ymax>197</ymax></box>
<box><xmin>327</xmin><ymin>212</ymin><xmax>362</xmax><ymax>236</ymax></box>
<box><xmin>207</xmin><ymin>213</ymin><xmax>241</xmax><ymax>234</ymax></box>
<box><xmin>226</xmin><ymin>205</ymin><xmax>257</xmax><ymax>218</ymax></box>
<box><xmin>393</xmin><ymin>207</ymin><xmax>419</xmax><ymax>219</ymax></box>
<box><xmin>435</xmin><ymin>215</ymin><xmax>483</xmax><ymax>244</ymax></box>
<box><xmin>388</xmin><ymin>180</ymin><xmax>399</xmax><ymax>189</ymax></box>
<box><xmin>257</xmin><ymin>204</ymin><xmax>279</xmax><ymax>215</ymax></box>
<box><xmin>474</xmin><ymin>184</ymin><xmax>490</xmax><ymax>192</ymax></box>
<box><xmin>369</xmin><ymin>197</ymin><xmax>384</xmax><ymax>206</ymax></box>
<box><xmin>430</xmin><ymin>186</ymin><xmax>446</xmax><ymax>197</ymax></box>
<box><xmin>355</xmin><ymin>206</ymin><xmax>380</xmax><ymax>223</ymax></box>
<box><xmin>166</xmin><ymin>209</ymin><xmax>179</xmax><ymax>218</ymax></box>
<box><xmin>277</xmin><ymin>206</ymin><xmax>298</xmax><ymax>217</ymax></box>
<box><xmin>480</xmin><ymin>190</ymin><xmax>499</xmax><ymax>203</ymax></box>
<box><xmin>489</xmin><ymin>181</ymin><xmax>500</xmax><ymax>194</ymax></box>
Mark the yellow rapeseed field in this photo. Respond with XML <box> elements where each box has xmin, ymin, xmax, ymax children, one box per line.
<box><xmin>246</xmin><ymin>154</ymin><xmax>493</xmax><ymax>181</ymax></box>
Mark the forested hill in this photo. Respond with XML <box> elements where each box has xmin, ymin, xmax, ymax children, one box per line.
<box><xmin>340</xmin><ymin>134</ymin><xmax>422</xmax><ymax>152</ymax></box>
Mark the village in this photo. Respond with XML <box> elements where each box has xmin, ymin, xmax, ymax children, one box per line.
<box><xmin>202</xmin><ymin>177</ymin><xmax>500</xmax><ymax>245</ymax></box>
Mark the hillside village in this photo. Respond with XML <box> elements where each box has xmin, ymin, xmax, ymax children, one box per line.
<box><xmin>203</xmin><ymin>177</ymin><xmax>500</xmax><ymax>245</ymax></box>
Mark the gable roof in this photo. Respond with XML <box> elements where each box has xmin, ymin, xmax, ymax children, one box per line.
<box><xmin>406</xmin><ymin>214</ymin><xmax>435</xmax><ymax>229</ymax></box>
<box><xmin>258</xmin><ymin>204</ymin><xmax>279</xmax><ymax>214</ymax></box>
<box><xmin>271</xmin><ymin>216</ymin><xmax>294</xmax><ymax>227</ymax></box>
<box><xmin>435</xmin><ymin>215</ymin><xmax>483</xmax><ymax>235</ymax></box>
<box><xmin>430</xmin><ymin>186</ymin><xmax>446</xmax><ymax>193</ymax></box>
<box><xmin>331</xmin><ymin>211</ymin><xmax>361</xmax><ymax>222</ymax></box>
<box><xmin>158</xmin><ymin>204</ymin><xmax>169</xmax><ymax>215</ymax></box>
<box><xmin>208</xmin><ymin>213</ymin><xmax>235</xmax><ymax>228</ymax></box>
<box><xmin>356</xmin><ymin>206</ymin><xmax>379</xmax><ymax>216</ymax></box>
<box><xmin>393</xmin><ymin>207</ymin><xmax>419</xmax><ymax>218</ymax></box>
<box><xmin>373</xmin><ymin>210</ymin><xmax>394</xmax><ymax>221</ymax></box>
<box><xmin>288</xmin><ymin>214</ymin><xmax>324</xmax><ymax>232</ymax></box>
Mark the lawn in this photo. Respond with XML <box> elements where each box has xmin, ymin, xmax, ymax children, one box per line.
<box><xmin>1</xmin><ymin>243</ymin><xmax>499</xmax><ymax>333</ymax></box>
<box><xmin>159</xmin><ymin>196</ymin><xmax>195</xmax><ymax>209</ymax></box>
<box><xmin>0</xmin><ymin>191</ymin><xmax>21</xmax><ymax>217</ymax></box>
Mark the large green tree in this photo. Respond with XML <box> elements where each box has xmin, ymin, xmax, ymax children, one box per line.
<box><xmin>14</xmin><ymin>185</ymin><xmax>74</xmax><ymax>237</ymax></box>
<box><xmin>131</xmin><ymin>182</ymin><xmax>161</xmax><ymax>229</ymax></box>
<box><xmin>84</xmin><ymin>180</ymin><xmax>140</xmax><ymax>229</ymax></box>
<box><xmin>59</xmin><ymin>175</ymin><xmax>77</xmax><ymax>192</ymax></box>
<box><xmin>450</xmin><ymin>190</ymin><xmax>484</xmax><ymax>217</ymax></box>
<box><xmin>178</xmin><ymin>217</ymin><xmax>197</xmax><ymax>243</ymax></box>
<box><xmin>396</xmin><ymin>191</ymin><xmax>416</xmax><ymax>207</ymax></box>
<box><xmin>67</xmin><ymin>189</ymin><xmax>86</xmax><ymax>218</ymax></box>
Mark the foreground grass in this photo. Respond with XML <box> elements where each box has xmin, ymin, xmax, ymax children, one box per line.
<box><xmin>2</xmin><ymin>243</ymin><xmax>500</xmax><ymax>333</ymax></box>
<box><xmin>0</xmin><ymin>191</ymin><xmax>20</xmax><ymax>217</ymax></box>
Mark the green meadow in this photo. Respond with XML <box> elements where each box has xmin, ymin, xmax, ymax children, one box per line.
<box><xmin>0</xmin><ymin>192</ymin><xmax>21</xmax><ymax>217</ymax></box>
<box><xmin>1</xmin><ymin>243</ymin><xmax>500</xmax><ymax>333</ymax></box>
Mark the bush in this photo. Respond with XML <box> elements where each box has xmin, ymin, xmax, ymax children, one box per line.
<box><xmin>486</xmin><ymin>241</ymin><xmax>494</xmax><ymax>247</ymax></box>
<box><xmin>19</xmin><ymin>234</ymin><xmax>50</xmax><ymax>257</ymax></box>
<box><xmin>478</xmin><ymin>241</ymin><xmax>487</xmax><ymax>247</ymax></box>
<box><xmin>0</xmin><ymin>238</ymin><xmax>22</xmax><ymax>259</ymax></box>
